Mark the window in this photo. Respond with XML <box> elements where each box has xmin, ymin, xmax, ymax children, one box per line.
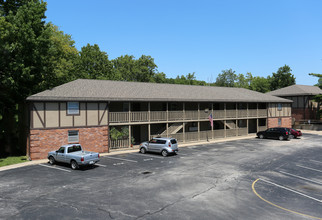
<box><xmin>157</xmin><ymin>140</ymin><xmax>166</xmax><ymax>144</ymax></box>
<box><xmin>57</xmin><ymin>147</ymin><xmax>65</xmax><ymax>153</ymax></box>
<box><xmin>67</xmin><ymin>102</ymin><xmax>79</xmax><ymax>115</ymax></box>
<box><xmin>277</xmin><ymin>103</ymin><xmax>282</xmax><ymax>111</ymax></box>
<box><xmin>68</xmin><ymin>130</ymin><xmax>79</xmax><ymax>143</ymax></box>
<box><xmin>278</xmin><ymin>118</ymin><xmax>282</xmax><ymax>126</ymax></box>
<box><xmin>67</xmin><ymin>145</ymin><xmax>82</xmax><ymax>153</ymax></box>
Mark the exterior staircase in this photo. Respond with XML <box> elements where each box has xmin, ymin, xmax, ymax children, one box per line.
<box><xmin>161</xmin><ymin>123</ymin><xmax>184</xmax><ymax>135</ymax></box>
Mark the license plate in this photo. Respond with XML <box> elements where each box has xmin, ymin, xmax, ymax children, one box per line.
<box><xmin>89</xmin><ymin>161</ymin><xmax>94</xmax><ymax>165</ymax></box>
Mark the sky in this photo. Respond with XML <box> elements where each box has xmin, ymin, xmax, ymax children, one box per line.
<box><xmin>45</xmin><ymin>0</ymin><xmax>322</xmax><ymax>86</ymax></box>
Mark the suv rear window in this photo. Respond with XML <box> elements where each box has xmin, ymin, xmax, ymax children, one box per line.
<box><xmin>170</xmin><ymin>139</ymin><xmax>177</xmax><ymax>144</ymax></box>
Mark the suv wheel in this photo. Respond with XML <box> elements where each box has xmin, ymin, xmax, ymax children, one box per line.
<box><xmin>161</xmin><ymin>150</ymin><xmax>168</xmax><ymax>157</ymax></box>
<box><xmin>140</xmin><ymin>147</ymin><xmax>146</xmax><ymax>154</ymax></box>
<box><xmin>259</xmin><ymin>134</ymin><xmax>264</xmax><ymax>139</ymax></box>
<box><xmin>278</xmin><ymin>136</ymin><xmax>284</xmax><ymax>141</ymax></box>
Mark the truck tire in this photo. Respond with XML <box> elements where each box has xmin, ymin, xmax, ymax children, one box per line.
<box><xmin>49</xmin><ymin>156</ymin><xmax>55</xmax><ymax>165</ymax></box>
<box><xmin>71</xmin><ymin>160</ymin><xmax>79</xmax><ymax>170</ymax></box>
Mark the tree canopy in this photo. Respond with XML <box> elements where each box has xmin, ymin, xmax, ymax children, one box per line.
<box><xmin>269</xmin><ymin>65</ymin><xmax>296</xmax><ymax>91</ymax></box>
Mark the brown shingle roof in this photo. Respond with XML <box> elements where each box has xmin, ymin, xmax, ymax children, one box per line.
<box><xmin>267</xmin><ymin>85</ymin><xmax>322</xmax><ymax>97</ymax></box>
<box><xmin>27</xmin><ymin>79</ymin><xmax>291</xmax><ymax>103</ymax></box>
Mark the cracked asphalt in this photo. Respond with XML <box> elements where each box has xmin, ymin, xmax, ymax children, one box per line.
<box><xmin>1</xmin><ymin>133</ymin><xmax>322</xmax><ymax>220</ymax></box>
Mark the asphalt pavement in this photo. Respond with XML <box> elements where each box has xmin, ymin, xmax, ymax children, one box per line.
<box><xmin>1</xmin><ymin>131</ymin><xmax>322</xmax><ymax>220</ymax></box>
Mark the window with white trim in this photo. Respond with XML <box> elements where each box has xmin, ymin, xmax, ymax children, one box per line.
<box><xmin>278</xmin><ymin>118</ymin><xmax>282</xmax><ymax>126</ymax></box>
<box><xmin>68</xmin><ymin>130</ymin><xmax>79</xmax><ymax>143</ymax></box>
<box><xmin>67</xmin><ymin>102</ymin><xmax>79</xmax><ymax>115</ymax></box>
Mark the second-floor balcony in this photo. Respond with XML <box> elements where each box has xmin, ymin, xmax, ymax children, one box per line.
<box><xmin>109</xmin><ymin>109</ymin><xmax>267</xmax><ymax>124</ymax></box>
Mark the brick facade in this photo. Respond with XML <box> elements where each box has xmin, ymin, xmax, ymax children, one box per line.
<box><xmin>28</xmin><ymin>126</ymin><xmax>109</xmax><ymax>160</ymax></box>
<box><xmin>292</xmin><ymin>108</ymin><xmax>317</xmax><ymax>121</ymax></box>
<box><xmin>267</xmin><ymin>117</ymin><xmax>292</xmax><ymax>128</ymax></box>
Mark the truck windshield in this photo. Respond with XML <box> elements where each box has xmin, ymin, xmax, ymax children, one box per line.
<box><xmin>68</xmin><ymin>145</ymin><xmax>82</xmax><ymax>153</ymax></box>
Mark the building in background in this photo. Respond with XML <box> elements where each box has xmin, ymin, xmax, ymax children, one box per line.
<box><xmin>26</xmin><ymin>79</ymin><xmax>292</xmax><ymax>160</ymax></box>
<box><xmin>267</xmin><ymin>85</ymin><xmax>322</xmax><ymax>124</ymax></box>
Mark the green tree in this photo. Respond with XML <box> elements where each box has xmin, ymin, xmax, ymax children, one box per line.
<box><xmin>0</xmin><ymin>0</ymin><xmax>79</xmax><ymax>156</ymax></box>
<box><xmin>235</xmin><ymin>72</ymin><xmax>253</xmax><ymax>88</ymax></box>
<box><xmin>75</xmin><ymin>44</ymin><xmax>114</xmax><ymax>80</ymax></box>
<box><xmin>112</xmin><ymin>55</ymin><xmax>157</xmax><ymax>82</ymax></box>
<box><xmin>0</xmin><ymin>0</ymin><xmax>53</xmax><ymax>155</ymax></box>
<box><xmin>309</xmin><ymin>73</ymin><xmax>322</xmax><ymax>89</ymax></box>
<box><xmin>269</xmin><ymin>65</ymin><xmax>296</xmax><ymax>91</ymax></box>
<box><xmin>249</xmin><ymin>76</ymin><xmax>270</xmax><ymax>93</ymax></box>
<box><xmin>215</xmin><ymin>69</ymin><xmax>237</xmax><ymax>87</ymax></box>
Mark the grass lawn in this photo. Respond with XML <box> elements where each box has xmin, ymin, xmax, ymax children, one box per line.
<box><xmin>0</xmin><ymin>156</ymin><xmax>28</xmax><ymax>167</ymax></box>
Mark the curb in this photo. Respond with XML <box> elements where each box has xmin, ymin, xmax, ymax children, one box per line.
<box><xmin>0</xmin><ymin>134</ymin><xmax>256</xmax><ymax>172</ymax></box>
<box><xmin>1</xmin><ymin>130</ymin><xmax>320</xmax><ymax>172</ymax></box>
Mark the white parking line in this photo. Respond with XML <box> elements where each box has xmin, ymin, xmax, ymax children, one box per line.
<box><xmin>38</xmin><ymin>164</ymin><xmax>71</xmax><ymax>172</ymax></box>
<box><xmin>279</xmin><ymin>170</ymin><xmax>322</xmax><ymax>185</ymax></box>
<box><xmin>105</xmin><ymin>156</ymin><xmax>137</xmax><ymax>163</ymax></box>
<box><xmin>143</xmin><ymin>158</ymin><xmax>153</xmax><ymax>161</ymax></box>
<box><xmin>259</xmin><ymin>178</ymin><xmax>322</xmax><ymax>203</ymax></box>
<box><xmin>132</xmin><ymin>153</ymin><xmax>164</xmax><ymax>159</ymax></box>
<box><xmin>310</xmin><ymin>159</ymin><xmax>322</xmax><ymax>164</ymax></box>
<box><xmin>296</xmin><ymin>164</ymin><xmax>322</xmax><ymax>173</ymax></box>
<box><xmin>95</xmin><ymin>164</ymin><xmax>107</xmax><ymax>167</ymax></box>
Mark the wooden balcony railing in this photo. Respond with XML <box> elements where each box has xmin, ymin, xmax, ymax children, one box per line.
<box><xmin>109</xmin><ymin>109</ymin><xmax>268</xmax><ymax>124</ymax></box>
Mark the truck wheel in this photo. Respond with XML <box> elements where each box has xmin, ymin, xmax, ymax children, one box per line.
<box><xmin>161</xmin><ymin>150</ymin><xmax>168</xmax><ymax>157</ymax></box>
<box><xmin>279</xmin><ymin>136</ymin><xmax>284</xmax><ymax>141</ymax></box>
<box><xmin>49</xmin><ymin>156</ymin><xmax>55</xmax><ymax>165</ymax></box>
<box><xmin>71</xmin><ymin>160</ymin><xmax>79</xmax><ymax>170</ymax></box>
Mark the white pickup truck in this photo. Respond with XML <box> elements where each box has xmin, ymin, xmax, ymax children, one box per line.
<box><xmin>48</xmin><ymin>144</ymin><xmax>100</xmax><ymax>170</ymax></box>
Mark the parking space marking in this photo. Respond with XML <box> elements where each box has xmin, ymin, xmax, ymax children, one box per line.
<box><xmin>105</xmin><ymin>156</ymin><xmax>137</xmax><ymax>163</ymax></box>
<box><xmin>279</xmin><ymin>171</ymin><xmax>322</xmax><ymax>185</ymax></box>
<box><xmin>311</xmin><ymin>159</ymin><xmax>322</xmax><ymax>165</ymax></box>
<box><xmin>113</xmin><ymin>162</ymin><xmax>124</xmax><ymax>166</ymax></box>
<box><xmin>143</xmin><ymin>158</ymin><xmax>153</xmax><ymax>161</ymax></box>
<box><xmin>297</xmin><ymin>164</ymin><xmax>322</xmax><ymax>173</ymax></box>
<box><xmin>38</xmin><ymin>164</ymin><xmax>71</xmax><ymax>172</ymax></box>
<box><xmin>131</xmin><ymin>153</ymin><xmax>164</xmax><ymax>159</ymax></box>
<box><xmin>259</xmin><ymin>178</ymin><xmax>322</xmax><ymax>203</ymax></box>
<box><xmin>95</xmin><ymin>164</ymin><xmax>107</xmax><ymax>167</ymax></box>
<box><xmin>252</xmin><ymin>179</ymin><xmax>322</xmax><ymax>220</ymax></box>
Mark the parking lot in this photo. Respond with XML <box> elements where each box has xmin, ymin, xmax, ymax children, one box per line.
<box><xmin>1</xmin><ymin>132</ymin><xmax>322</xmax><ymax>220</ymax></box>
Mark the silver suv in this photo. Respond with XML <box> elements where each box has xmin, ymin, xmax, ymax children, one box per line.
<box><xmin>139</xmin><ymin>137</ymin><xmax>179</xmax><ymax>157</ymax></box>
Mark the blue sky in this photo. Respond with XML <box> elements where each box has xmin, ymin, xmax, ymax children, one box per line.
<box><xmin>45</xmin><ymin>0</ymin><xmax>322</xmax><ymax>86</ymax></box>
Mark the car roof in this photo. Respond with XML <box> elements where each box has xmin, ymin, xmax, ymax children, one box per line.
<box><xmin>152</xmin><ymin>137</ymin><xmax>175</xmax><ymax>140</ymax></box>
<box><xmin>61</xmin><ymin>144</ymin><xmax>81</xmax><ymax>148</ymax></box>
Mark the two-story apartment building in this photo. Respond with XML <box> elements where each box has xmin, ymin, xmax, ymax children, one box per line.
<box><xmin>26</xmin><ymin>79</ymin><xmax>292</xmax><ymax>160</ymax></box>
<box><xmin>267</xmin><ymin>84</ymin><xmax>322</xmax><ymax>122</ymax></box>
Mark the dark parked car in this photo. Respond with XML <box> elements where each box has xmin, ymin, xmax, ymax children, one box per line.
<box><xmin>289</xmin><ymin>128</ymin><xmax>302</xmax><ymax>139</ymax></box>
<box><xmin>257</xmin><ymin>127</ymin><xmax>290</xmax><ymax>141</ymax></box>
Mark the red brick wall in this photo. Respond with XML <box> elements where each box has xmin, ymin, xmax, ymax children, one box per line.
<box><xmin>268</xmin><ymin>117</ymin><xmax>292</xmax><ymax>128</ymax></box>
<box><xmin>29</xmin><ymin>126</ymin><xmax>108</xmax><ymax>160</ymax></box>
<box><xmin>292</xmin><ymin>108</ymin><xmax>316</xmax><ymax>121</ymax></box>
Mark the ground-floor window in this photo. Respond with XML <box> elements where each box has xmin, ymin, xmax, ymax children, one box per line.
<box><xmin>68</xmin><ymin>130</ymin><xmax>79</xmax><ymax>143</ymax></box>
